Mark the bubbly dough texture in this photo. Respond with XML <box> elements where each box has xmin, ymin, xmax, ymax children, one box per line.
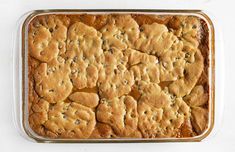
<box><xmin>98</xmin><ymin>49</ymin><xmax>134</xmax><ymax>99</ymax></box>
<box><xmin>29</xmin><ymin>99</ymin><xmax>96</xmax><ymax>138</ymax></box>
<box><xmin>66</xmin><ymin>22</ymin><xmax>103</xmax><ymax>89</ymax></box>
<box><xmin>136</xmin><ymin>23</ymin><xmax>177</xmax><ymax>56</ymax></box>
<box><xmin>34</xmin><ymin>58</ymin><xmax>73</xmax><ymax>103</ymax></box>
<box><xmin>168</xmin><ymin>50</ymin><xmax>204</xmax><ymax>97</ymax></box>
<box><xmin>29</xmin><ymin>15</ymin><xmax>68</xmax><ymax>62</ymax></box>
<box><xmin>97</xmin><ymin>96</ymin><xmax>138</xmax><ymax>137</ymax></box>
<box><xmin>101</xmin><ymin>15</ymin><xmax>140</xmax><ymax>50</ymax></box>
<box><xmin>137</xmin><ymin>82</ymin><xmax>191</xmax><ymax>137</ymax></box>
<box><xmin>125</xmin><ymin>49</ymin><xmax>160</xmax><ymax>83</ymax></box>
<box><xmin>28</xmin><ymin>14</ymin><xmax>210</xmax><ymax>139</ymax></box>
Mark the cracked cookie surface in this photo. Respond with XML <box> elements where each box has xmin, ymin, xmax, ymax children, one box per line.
<box><xmin>29</xmin><ymin>15</ymin><xmax>68</xmax><ymax>62</ymax></box>
<box><xmin>34</xmin><ymin>57</ymin><xmax>73</xmax><ymax>103</ymax></box>
<box><xmin>66</xmin><ymin>22</ymin><xmax>103</xmax><ymax>89</ymax></box>
<box><xmin>28</xmin><ymin>14</ymin><xmax>210</xmax><ymax>139</ymax></box>
<box><xmin>97</xmin><ymin>95</ymin><xmax>138</xmax><ymax>137</ymax></box>
<box><xmin>98</xmin><ymin>49</ymin><xmax>134</xmax><ymax>99</ymax></box>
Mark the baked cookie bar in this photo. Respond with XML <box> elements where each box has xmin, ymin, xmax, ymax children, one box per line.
<box><xmin>27</xmin><ymin>13</ymin><xmax>210</xmax><ymax>139</ymax></box>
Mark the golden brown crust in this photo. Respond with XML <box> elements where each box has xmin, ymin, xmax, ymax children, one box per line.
<box><xmin>97</xmin><ymin>95</ymin><xmax>138</xmax><ymax>137</ymax></box>
<box><xmin>89</xmin><ymin>123</ymin><xmax>117</xmax><ymax>139</ymax></box>
<box><xmin>33</xmin><ymin>58</ymin><xmax>73</xmax><ymax>103</ymax></box>
<box><xmin>28</xmin><ymin>15</ymin><xmax>68</xmax><ymax>62</ymax></box>
<box><xmin>66</xmin><ymin>22</ymin><xmax>103</xmax><ymax>89</ymax></box>
<box><xmin>28</xmin><ymin>14</ymin><xmax>210</xmax><ymax>139</ymax></box>
<box><xmin>69</xmin><ymin>92</ymin><xmax>99</xmax><ymax>108</ymax></box>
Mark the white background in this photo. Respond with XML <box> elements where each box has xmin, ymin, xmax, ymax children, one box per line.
<box><xmin>0</xmin><ymin>0</ymin><xmax>234</xmax><ymax>151</ymax></box>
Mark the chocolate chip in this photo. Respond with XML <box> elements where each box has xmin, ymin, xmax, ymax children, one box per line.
<box><xmin>63</xmin><ymin>114</ymin><xmax>67</xmax><ymax>119</ymax></box>
<box><xmin>109</xmin><ymin>48</ymin><xmax>114</xmax><ymax>54</ymax></box>
<box><xmin>40</xmin><ymin>51</ymin><xmax>45</xmax><ymax>55</ymax></box>
<box><xmin>60</xmin><ymin>81</ymin><xmax>64</xmax><ymax>85</ymax></box>
<box><xmin>49</xmin><ymin>28</ymin><xmax>54</xmax><ymax>33</ymax></box>
<box><xmin>192</xmin><ymin>25</ymin><xmax>197</xmax><ymax>29</ymax></box>
<box><xmin>48</xmin><ymin>89</ymin><xmax>54</xmax><ymax>92</ymax></box>
<box><xmin>123</xmin><ymin>80</ymin><xmax>128</xmax><ymax>85</ymax></box>
<box><xmin>114</xmin><ymin>69</ymin><xmax>118</xmax><ymax>75</ymax></box>
<box><xmin>114</xmin><ymin>34</ymin><xmax>121</xmax><ymax>39</ymax></box>
<box><xmin>185</xmin><ymin>53</ymin><xmax>190</xmax><ymax>59</ymax></box>
<box><xmin>73</xmin><ymin>56</ymin><xmax>78</xmax><ymax>61</ymax></box>
<box><xmin>100</xmin><ymin>98</ymin><xmax>106</xmax><ymax>103</ymax></box>
<box><xmin>74</xmin><ymin>119</ymin><xmax>80</xmax><ymax>125</ymax></box>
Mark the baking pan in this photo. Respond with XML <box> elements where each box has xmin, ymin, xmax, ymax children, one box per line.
<box><xmin>15</xmin><ymin>10</ymin><xmax>215</xmax><ymax>142</ymax></box>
